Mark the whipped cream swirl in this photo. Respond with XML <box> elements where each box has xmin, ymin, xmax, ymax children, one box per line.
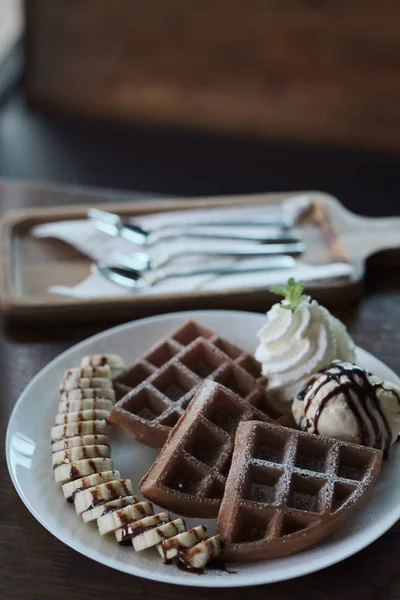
<box><xmin>254</xmin><ymin>297</ymin><xmax>356</xmax><ymax>411</ymax></box>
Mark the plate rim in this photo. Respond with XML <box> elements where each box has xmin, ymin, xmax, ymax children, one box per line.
<box><xmin>5</xmin><ymin>309</ymin><xmax>400</xmax><ymax>588</ymax></box>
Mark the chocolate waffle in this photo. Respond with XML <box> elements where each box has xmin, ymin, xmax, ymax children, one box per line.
<box><xmin>109</xmin><ymin>320</ymin><xmax>280</xmax><ymax>448</ymax></box>
<box><xmin>139</xmin><ymin>380</ymin><xmax>275</xmax><ymax>517</ymax></box>
<box><xmin>217</xmin><ymin>420</ymin><xmax>383</xmax><ymax>561</ymax></box>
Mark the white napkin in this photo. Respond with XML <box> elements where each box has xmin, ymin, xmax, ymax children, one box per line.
<box><xmin>31</xmin><ymin>195</ymin><xmax>352</xmax><ymax>298</ymax></box>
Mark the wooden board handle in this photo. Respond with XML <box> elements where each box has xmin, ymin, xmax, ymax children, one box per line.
<box><xmin>359</xmin><ymin>216</ymin><xmax>400</xmax><ymax>263</ymax></box>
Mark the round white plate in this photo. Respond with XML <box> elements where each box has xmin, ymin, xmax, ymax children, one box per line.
<box><xmin>6</xmin><ymin>310</ymin><xmax>400</xmax><ymax>587</ymax></box>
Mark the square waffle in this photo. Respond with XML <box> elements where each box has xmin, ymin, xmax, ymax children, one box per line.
<box><xmin>109</xmin><ymin>320</ymin><xmax>280</xmax><ymax>447</ymax></box>
<box><xmin>139</xmin><ymin>380</ymin><xmax>275</xmax><ymax>517</ymax></box>
<box><xmin>217</xmin><ymin>420</ymin><xmax>383</xmax><ymax>561</ymax></box>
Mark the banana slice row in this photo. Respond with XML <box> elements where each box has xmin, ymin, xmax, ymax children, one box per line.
<box><xmin>52</xmin><ymin>358</ymin><xmax>119</xmax><ymax>484</ymax></box>
<box><xmin>52</xmin><ymin>434</ymin><xmax>110</xmax><ymax>453</ymax></box>
<box><xmin>80</xmin><ymin>354</ymin><xmax>126</xmax><ymax>379</ymax></box>
<box><xmin>52</xmin><ymin>359</ymin><xmax>118</xmax><ymax>490</ymax></box>
<box><xmin>58</xmin><ymin>398</ymin><xmax>114</xmax><ymax>413</ymax></box>
<box><xmin>60</xmin><ymin>388</ymin><xmax>116</xmax><ymax>402</ymax></box>
<box><xmin>158</xmin><ymin>525</ymin><xmax>208</xmax><ymax>561</ymax></box>
<box><xmin>82</xmin><ymin>494</ymin><xmax>138</xmax><ymax>523</ymax></box>
<box><xmin>160</xmin><ymin>525</ymin><xmax>222</xmax><ymax>569</ymax></box>
<box><xmin>52</xmin><ymin>354</ymin><xmax>222</xmax><ymax>571</ymax></box>
<box><xmin>62</xmin><ymin>470</ymin><xmax>121</xmax><ymax>502</ymax></box>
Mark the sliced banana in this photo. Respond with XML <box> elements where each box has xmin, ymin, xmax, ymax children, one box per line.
<box><xmin>52</xmin><ymin>444</ymin><xmax>111</xmax><ymax>468</ymax></box>
<box><xmin>53</xmin><ymin>361</ymin><xmax>222</xmax><ymax>571</ymax></box>
<box><xmin>54</xmin><ymin>409</ymin><xmax>110</xmax><ymax>425</ymax></box>
<box><xmin>51</xmin><ymin>361</ymin><xmax>224</xmax><ymax>577</ymax></box>
<box><xmin>133</xmin><ymin>518</ymin><xmax>186</xmax><ymax>552</ymax></box>
<box><xmin>58</xmin><ymin>398</ymin><xmax>114</xmax><ymax>413</ymax></box>
<box><xmin>115</xmin><ymin>512</ymin><xmax>169</xmax><ymax>544</ymax></box>
<box><xmin>62</xmin><ymin>469</ymin><xmax>120</xmax><ymax>502</ymax></box>
<box><xmin>179</xmin><ymin>535</ymin><xmax>222</xmax><ymax>569</ymax></box>
<box><xmin>60</xmin><ymin>388</ymin><xmax>116</xmax><ymax>402</ymax></box>
<box><xmin>74</xmin><ymin>478</ymin><xmax>133</xmax><ymax>514</ymax></box>
<box><xmin>98</xmin><ymin>501</ymin><xmax>154</xmax><ymax>535</ymax></box>
<box><xmin>157</xmin><ymin>525</ymin><xmax>208</xmax><ymax>562</ymax></box>
<box><xmin>51</xmin><ymin>420</ymin><xmax>109</xmax><ymax>442</ymax></box>
<box><xmin>60</xmin><ymin>377</ymin><xmax>113</xmax><ymax>393</ymax></box>
<box><xmin>64</xmin><ymin>366</ymin><xmax>112</xmax><ymax>380</ymax></box>
<box><xmin>82</xmin><ymin>495</ymin><xmax>138</xmax><ymax>523</ymax></box>
<box><xmin>80</xmin><ymin>354</ymin><xmax>126</xmax><ymax>378</ymax></box>
<box><xmin>52</xmin><ymin>434</ymin><xmax>110</xmax><ymax>453</ymax></box>
<box><xmin>54</xmin><ymin>457</ymin><xmax>113</xmax><ymax>484</ymax></box>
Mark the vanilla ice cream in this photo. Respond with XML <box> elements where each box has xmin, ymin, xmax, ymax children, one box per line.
<box><xmin>254</xmin><ymin>294</ymin><xmax>356</xmax><ymax>412</ymax></box>
<box><xmin>292</xmin><ymin>361</ymin><xmax>400</xmax><ymax>456</ymax></box>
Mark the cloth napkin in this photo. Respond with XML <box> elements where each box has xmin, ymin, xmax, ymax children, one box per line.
<box><xmin>31</xmin><ymin>195</ymin><xmax>352</xmax><ymax>298</ymax></box>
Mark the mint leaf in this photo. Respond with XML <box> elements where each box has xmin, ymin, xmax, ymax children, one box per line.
<box><xmin>268</xmin><ymin>284</ymin><xmax>288</xmax><ymax>297</ymax></box>
<box><xmin>269</xmin><ymin>278</ymin><xmax>305</xmax><ymax>312</ymax></box>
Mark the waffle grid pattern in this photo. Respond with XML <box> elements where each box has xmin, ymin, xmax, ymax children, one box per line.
<box><xmin>110</xmin><ymin>320</ymin><xmax>279</xmax><ymax>447</ymax></box>
<box><xmin>139</xmin><ymin>381</ymin><xmax>274</xmax><ymax>517</ymax></box>
<box><xmin>218</xmin><ymin>421</ymin><xmax>383</xmax><ymax>559</ymax></box>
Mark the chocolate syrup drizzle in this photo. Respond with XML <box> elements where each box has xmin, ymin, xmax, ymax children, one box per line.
<box><xmin>83</xmin><ymin>480</ymin><xmax>130</xmax><ymax>511</ymax></box>
<box><xmin>118</xmin><ymin>520</ymin><xmax>170</xmax><ymax>545</ymax></box>
<box><xmin>159</xmin><ymin>525</ymin><xmax>204</xmax><ymax>558</ymax></box>
<box><xmin>176</xmin><ymin>558</ymin><xmax>236</xmax><ymax>575</ymax></box>
<box><xmin>175</xmin><ymin>540</ymin><xmax>236</xmax><ymax>575</ymax></box>
<box><xmin>299</xmin><ymin>362</ymin><xmax>398</xmax><ymax>458</ymax></box>
<box><xmin>160</xmin><ymin>533</ymin><xmax>235</xmax><ymax>575</ymax></box>
<box><xmin>99</xmin><ymin>497</ymin><xmax>134</xmax><ymax>516</ymax></box>
<box><xmin>53</xmin><ymin>445</ymin><xmax>105</xmax><ymax>469</ymax></box>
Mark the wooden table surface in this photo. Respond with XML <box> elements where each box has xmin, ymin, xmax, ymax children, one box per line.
<box><xmin>1</xmin><ymin>182</ymin><xmax>399</xmax><ymax>600</ymax></box>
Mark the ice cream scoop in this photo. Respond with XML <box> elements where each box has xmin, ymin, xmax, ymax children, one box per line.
<box><xmin>254</xmin><ymin>279</ymin><xmax>356</xmax><ymax>412</ymax></box>
<box><xmin>292</xmin><ymin>361</ymin><xmax>400</xmax><ymax>457</ymax></box>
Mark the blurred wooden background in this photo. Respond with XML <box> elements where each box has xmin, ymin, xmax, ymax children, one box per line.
<box><xmin>24</xmin><ymin>0</ymin><xmax>400</xmax><ymax>150</ymax></box>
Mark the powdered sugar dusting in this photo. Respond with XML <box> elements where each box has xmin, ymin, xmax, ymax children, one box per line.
<box><xmin>219</xmin><ymin>420</ymin><xmax>382</xmax><ymax>558</ymax></box>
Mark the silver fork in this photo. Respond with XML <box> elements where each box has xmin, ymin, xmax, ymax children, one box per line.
<box><xmin>88</xmin><ymin>208</ymin><xmax>302</xmax><ymax>246</ymax></box>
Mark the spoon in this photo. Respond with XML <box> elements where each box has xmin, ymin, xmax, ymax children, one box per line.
<box><xmin>88</xmin><ymin>208</ymin><xmax>301</xmax><ymax>246</ymax></box>
<box><xmin>95</xmin><ymin>256</ymin><xmax>296</xmax><ymax>290</ymax></box>
<box><xmin>116</xmin><ymin>242</ymin><xmax>305</xmax><ymax>272</ymax></box>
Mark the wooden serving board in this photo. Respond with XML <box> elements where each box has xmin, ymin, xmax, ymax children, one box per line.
<box><xmin>1</xmin><ymin>185</ymin><xmax>399</xmax><ymax>323</ymax></box>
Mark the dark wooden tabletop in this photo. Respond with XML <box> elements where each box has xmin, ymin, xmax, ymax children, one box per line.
<box><xmin>1</xmin><ymin>180</ymin><xmax>400</xmax><ymax>600</ymax></box>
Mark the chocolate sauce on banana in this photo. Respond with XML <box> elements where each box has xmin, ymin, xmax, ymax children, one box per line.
<box><xmin>84</xmin><ymin>480</ymin><xmax>130</xmax><ymax>510</ymax></box>
<box><xmin>67</xmin><ymin>471</ymin><xmax>111</xmax><ymax>502</ymax></box>
<box><xmin>176</xmin><ymin>539</ymin><xmax>235</xmax><ymax>575</ymax></box>
<box><xmin>100</xmin><ymin>498</ymin><xmax>131</xmax><ymax>516</ymax></box>
<box><xmin>60</xmin><ymin>455</ymin><xmax>98</xmax><ymax>476</ymax></box>
<box><xmin>118</xmin><ymin>502</ymin><xmax>148</xmax><ymax>525</ymax></box>
<box><xmin>53</xmin><ymin>446</ymin><xmax>105</xmax><ymax>469</ymax></box>
<box><xmin>80</xmin><ymin>497</ymin><xmax>134</xmax><ymax>519</ymax></box>
<box><xmin>118</xmin><ymin>520</ymin><xmax>169</xmax><ymax>545</ymax></box>
<box><xmin>89</xmin><ymin>356</ymin><xmax>108</xmax><ymax>367</ymax></box>
<box><xmin>176</xmin><ymin>559</ymin><xmax>236</xmax><ymax>575</ymax></box>
<box><xmin>159</xmin><ymin>525</ymin><xmax>206</xmax><ymax>561</ymax></box>
<box><xmin>69</xmin><ymin>465</ymin><xmax>80</xmax><ymax>480</ymax></box>
<box><xmin>60</xmin><ymin>436</ymin><xmax>111</xmax><ymax>450</ymax></box>
<box><xmin>176</xmin><ymin>561</ymin><xmax>204</xmax><ymax>575</ymax></box>
<box><xmin>88</xmin><ymin>459</ymin><xmax>97</xmax><ymax>471</ymax></box>
<box><xmin>300</xmin><ymin>362</ymin><xmax>394</xmax><ymax>457</ymax></box>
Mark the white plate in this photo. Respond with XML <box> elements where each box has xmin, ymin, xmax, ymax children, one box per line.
<box><xmin>6</xmin><ymin>310</ymin><xmax>400</xmax><ymax>588</ymax></box>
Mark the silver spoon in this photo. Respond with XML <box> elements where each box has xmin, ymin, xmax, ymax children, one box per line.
<box><xmin>116</xmin><ymin>242</ymin><xmax>305</xmax><ymax>272</ymax></box>
<box><xmin>95</xmin><ymin>255</ymin><xmax>295</xmax><ymax>290</ymax></box>
<box><xmin>88</xmin><ymin>208</ymin><xmax>301</xmax><ymax>246</ymax></box>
